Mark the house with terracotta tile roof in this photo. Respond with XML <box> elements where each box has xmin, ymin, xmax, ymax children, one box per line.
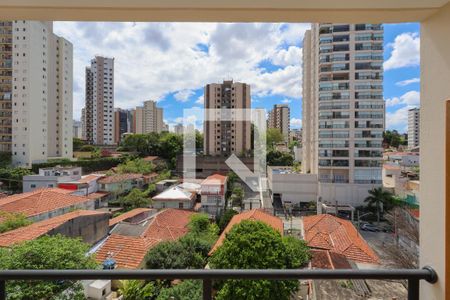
<box><xmin>310</xmin><ymin>249</ymin><xmax>352</xmax><ymax>270</ymax></box>
<box><xmin>302</xmin><ymin>214</ymin><xmax>379</xmax><ymax>265</ymax></box>
<box><xmin>152</xmin><ymin>187</ymin><xmax>196</xmax><ymax>210</ymax></box>
<box><xmin>109</xmin><ymin>208</ymin><xmax>155</xmax><ymax>227</ymax></box>
<box><xmin>209</xmin><ymin>209</ymin><xmax>283</xmax><ymax>255</ymax></box>
<box><xmin>0</xmin><ymin>210</ymin><xmax>110</xmax><ymax>247</ymax></box>
<box><xmin>0</xmin><ymin>188</ymin><xmax>99</xmax><ymax>223</ymax></box>
<box><xmin>200</xmin><ymin>174</ymin><xmax>227</xmax><ymax>215</ymax></box>
<box><xmin>95</xmin><ymin>208</ymin><xmax>194</xmax><ymax>269</ymax></box>
<box><xmin>98</xmin><ymin>173</ymin><xmax>145</xmax><ymax>194</ymax></box>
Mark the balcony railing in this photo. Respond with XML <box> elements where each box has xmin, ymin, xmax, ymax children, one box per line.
<box><xmin>0</xmin><ymin>268</ymin><xmax>437</xmax><ymax>300</ymax></box>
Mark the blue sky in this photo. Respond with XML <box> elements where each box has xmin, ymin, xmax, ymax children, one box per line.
<box><xmin>54</xmin><ymin>22</ymin><xmax>420</xmax><ymax>133</ymax></box>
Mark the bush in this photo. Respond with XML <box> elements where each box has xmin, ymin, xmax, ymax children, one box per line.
<box><xmin>32</xmin><ymin>157</ymin><xmax>125</xmax><ymax>174</ymax></box>
<box><xmin>157</xmin><ymin>280</ymin><xmax>202</xmax><ymax>300</ymax></box>
<box><xmin>79</xmin><ymin>145</ymin><xmax>96</xmax><ymax>152</ymax></box>
<box><xmin>0</xmin><ymin>211</ymin><xmax>32</xmax><ymax>233</ymax></box>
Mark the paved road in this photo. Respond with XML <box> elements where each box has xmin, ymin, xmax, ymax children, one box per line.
<box><xmin>360</xmin><ymin>229</ymin><xmax>397</xmax><ymax>267</ymax></box>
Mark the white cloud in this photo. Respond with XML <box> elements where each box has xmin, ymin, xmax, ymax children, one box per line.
<box><xmin>396</xmin><ymin>77</ymin><xmax>420</xmax><ymax>87</ymax></box>
<box><xmin>384</xmin><ymin>32</ymin><xmax>420</xmax><ymax>71</ymax></box>
<box><xmin>196</xmin><ymin>95</ymin><xmax>204</xmax><ymax>105</ymax></box>
<box><xmin>385</xmin><ymin>90</ymin><xmax>420</xmax><ymax>107</ymax></box>
<box><xmin>386</xmin><ymin>106</ymin><xmax>410</xmax><ymax>132</ymax></box>
<box><xmin>271</xmin><ymin>46</ymin><xmax>302</xmax><ymax>67</ymax></box>
<box><xmin>53</xmin><ymin>22</ymin><xmax>309</xmax><ymax>119</ymax></box>
<box><xmin>174</xmin><ymin>89</ymin><xmax>195</xmax><ymax>102</ymax></box>
<box><xmin>281</xmin><ymin>99</ymin><xmax>291</xmax><ymax>104</ymax></box>
<box><xmin>290</xmin><ymin>118</ymin><xmax>302</xmax><ymax>128</ymax></box>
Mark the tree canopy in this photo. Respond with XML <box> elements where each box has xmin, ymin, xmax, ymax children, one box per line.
<box><xmin>0</xmin><ymin>235</ymin><xmax>97</xmax><ymax>299</ymax></box>
<box><xmin>383</xmin><ymin>130</ymin><xmax>407</xmax><ymax>149</ymax></box>
<box><xmin>120</xmin><ymin>188</ymin><xmax>151</xmax><ymax>210</ymax></box>
<box><xmin>156</xmin><ymin>280</ymin><xmax>202</xmax><ymax>300</ymax></box>
<box><xmin>119</xmin><ymin>280</ymin><xmax>155</xmax><ymax>300</ymax></box>
<box><xmin>266</xmin><ymin>128</ymin><xmax>284</xmax><ymax>149</ymax></box>
<box><xmin>209</xmin><ymin>221</ymin><xmax>311</xmax><ymax>300</ymax></box>
<box><xmin>364</xmin><ymin>187</ymin><xmax>395</xmax><ymax>223</ymax></box>
<box><xmin>266</xmin><ymin>150</ymin><xmax>294</xmax><ymax>166</ymax></box>
<box><xmin>115</xmin><ymin>158</ymin><xmax>154</xmax><ymax>174</ymax></box>
<box><xmin>145</xmin><ymin>214</ymin><xmax>218</xmax><ymax>270</ymax></box>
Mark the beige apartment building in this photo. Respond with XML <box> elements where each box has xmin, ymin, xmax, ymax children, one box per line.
<box><xmin>267</xmin><ymin>104</ymin><xmax>290</xmax><ymax>141</ymax></box>
<box><xmin>84</xmin><ymin>56</ymin><xmax>114</xmax><ymax>145</ymax></box>
<box><xmin>1</xmin><ymin>21</ymin><xmax>73</xmax><ymax>167</ymax></box>
<box><xmin>203</xmin><ymin>80</ymin><xmax>251</xmax><ymax>156</ymax></box>
<box><xmin>133</xmin><ymin>100</ymin><xmax>164</xmax><ymax>134</ymax></box>
<box><xmin>303</xmin><ymin>23</ymin><xmax>384</xmax><ymax>206</ymax></box>
<box><xmin>408</xmin><ymin>107</ymin><xmax>420</xmax><ymax>149</ymax></box>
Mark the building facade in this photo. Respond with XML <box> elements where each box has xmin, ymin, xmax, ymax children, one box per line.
<box><xmin>267</xmin><ymin>104</ymin><xmax>290</xmax><ymax>141</ymax></box>
<box><xmin>0</xmin><ymin>22</ymin><xmax>12</xmax><ymax>153</ymax></box>
<box><xmin>302</xmin><ymin>23</ymin><xmax>384</xmax><ymax>205</ymax></box>
<box><xmin>408</xmin><ymin>107</ymin><xmax>420</xmax><ymax>149</ymax></box>
<box><xmin>204</xmin><ymin>80</ymin><xmax>251</xmax><ymax>156</ymax></box>
<box><xmin>174</xmin><ymin>123</ymin><xmax>184</xmax><ymax>135</ymax></box>
<box><xmin>133</xmin><ymin>100</ymin><xmax>164</xmax><ymax>134</ymax></box>
<box><xmin>84</xmin><ymin>56</ymin><xmax>114</xmax><ymax>145</ymax></box>
<box><xmin>114</xmin><ymin>108</ymin><xmax>133</xmax><ymax>144</ymax></box>
<box><xmin>5</xmin><ymin>21</ymin><xmax>73</xmax><ymax>167</ymax></box>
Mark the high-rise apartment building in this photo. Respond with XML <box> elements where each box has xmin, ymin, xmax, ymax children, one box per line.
<box><xmin>84</xmin><ymin>56</ymin><xmax>114</xmax><ymax>145</ymax></box>
<box><xmin>114</xmin><ymin>108</ymin><xmax>133</xmax><ymax>144</ymax></box>
<box><xmin>0</xmin><ymin>22</ymin><xmax>12</xmax><ymax>153</ymax></box>
<box><xmin>81</xmin><ymin>107</ymin><xmax>86</xmax><ymax>139</ymax></box>
<box><xmin>3</xmin><ymin>21</ymin><xmax>73</xmax><ymax>167</ymax></box>
<box><xmin>408</xmin><ymin>107</ymin><xmax>420</xmax><ymax>149</ymax></box>
<box><xmin>302</xmin><ymin>23</ymin><xmax>384</xmax><ymax>205</ymax></box>
<box><xmin>203</xmin><ymin>80</ymin><xmax>251</xmax><ymax>156</ymax></box>
<box><xmin>174</xmin><ymin>123</ymin><xmax>184</xmax><ymax>135</ymax></box>
<box><xmin>133</xmin><ymin>100</ymin><xmax>164</xmax><ymax>134</ymax></box>
<box><xmin>73</xmin><ymin>120</ymin><xmax>82</xmax><ymax>139</ymax></box>
<box><xmin>267</xmin><ymin>104</ymin><xmax>290</xmax><ymax>141</ymax></box>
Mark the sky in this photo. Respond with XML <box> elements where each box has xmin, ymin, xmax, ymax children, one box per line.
<box><xmin>53</xmin><ymin>22</ymin><xmax>420</xmax><ymax>133</ymax></box>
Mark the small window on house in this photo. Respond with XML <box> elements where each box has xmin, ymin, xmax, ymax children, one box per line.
<box><xmin>179</xmin><ymin>203</ymin><xmax>184</xmax><ymax>209</ymax></box>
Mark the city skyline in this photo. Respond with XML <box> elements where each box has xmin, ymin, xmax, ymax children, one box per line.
<box><xmin>53</xmin><ymin>22</ymin><xmax>420</xmax><ymax>133</ymax></box>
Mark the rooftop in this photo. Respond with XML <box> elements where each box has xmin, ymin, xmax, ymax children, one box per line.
<box><xmin>109</xmin><ymin>208</ymin><xmax>153</xmax><ymax>227</ymax></box>
<box><xmin>201</xmin><ymin>174</ymin><xmax>227</xmax><ymax>185</ymax></box>
<box><xmin>0</xmin><ymin>210</ymin><xmax>108</xmax><ymax>247</ymax></box>
<box><xmin>310</xmin><ymin>249</ymin><xmax>352</xmax><ymax>269</ymax></box>
<box><xmin>95</xmin><ymin>208</ymin><xmax>194</xmax><ymax>268</ymax></box>
<box><xmin>153</xmin><ymin>187</ymin><xmax>194</xmax><ymax>201</ymax></box>
<box><xmin>210</xmin><ymin>209</ymin><xmax>283</xmax><ymax>254</ymax></box>
<box><xmin>78</xmin><ymin>174</ymin><xmax>105</xmax><ymax>184</ymax></box>
<box><xmin>98</xmin><ymin>173</ymin><xmax>143</xmax><ymax>184</ymax></box>
<box><xmin>0</xmin><ymin>188</ymin><xmax>93</xmax><ymax>222</ymax></box>
<box><xmin>302</xmin><ymin>214</ymin><xmax>379</xmax><ymax>264</ymax></box>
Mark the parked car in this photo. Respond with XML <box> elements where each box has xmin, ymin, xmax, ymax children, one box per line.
<box><xmin>360</xmin><ymin>223</ymin><xmax>379</xmax><ymax>232</ymax></box>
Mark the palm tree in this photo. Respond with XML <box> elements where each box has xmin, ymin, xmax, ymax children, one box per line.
<box><xmin>364</xmin><ymin>187</ymin><xmax>394</xmax><ymax>224</ymax></box>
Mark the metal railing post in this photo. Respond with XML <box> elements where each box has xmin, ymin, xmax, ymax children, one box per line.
<box><xmin>0</xmin><ymin>280</ymin><xmax>5</xmax><ymax>300</ymax></box>
<box><xmin>408</xmin><ymin>278</ymin><xmax>419</xmax><ymax>300</ymax></box>
<box><xmin>203</xmin><ymin>279</ymin><xmax>212</xmax><ymax>300</ymax></box>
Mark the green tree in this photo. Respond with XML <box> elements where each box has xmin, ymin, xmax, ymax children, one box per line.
<box><xmin>195</xmin><ymin>130</ymin><xmax>204</xmax><ymax>150</ymax></box>
<box><xmin>266</xmin><ymin>128</ymin><xmax>284</xmax><ymax>149</ymax></box>
<box><xmin>157</xmin><ymin>280</ymin><xmax>202</xmax><ymax>300</ymax></box>
<box><xmin>230</xmin><ymin>186</ymin><xmax>244</xmax><ymax>207</ymax></box>
<box><xmin>119</xmin><ymin>280</ymin><xmax>155</xmax><ymax>300</ymax></box>
<box><xmin>209</xmin><ymin>221</ymin><xmax>310</xmax><ymax>300</ymax></box>
<box><xmin>288</xmin><ymin>140</ymin><xmax>299</xmax><ymax>151</ymax></box>
<box><xmin>160</xmin><ymin>133</ymin><xmax>183</xmax><ymax>168</ymax></box>
<box><xmin>0</xmin><ymin>211</ymin><xmax>32</xmax><ymax>233</ymax></box>
<box><xmin>116</xmin><ymin>158</ymin><xmax>154</xmax><ymax>174</ymax></box>
<box><xmin>364</xmin><ymin>187</ymin><xmax>394</xmax><ymax>223</ymax></box>
<box><xmin>218</xmin><ymin>209</ymin><xmax>239</xmax><ymax>232</ymax></box>
<box><xmin>266</xmin><ymin>150</ymin><xmax>294</xmax><ymax>166</ymax></box>
<box><xmin>79</xmin><ymin>144</ymin><xmax>96</xmax><ymax>152</ymax></box>
<box><xmin>145</xmin><ymin>214</ymin><xmax>219</xmax><ymax>270</ymax></box>
<box><xmin>0</xmin><ymin>167</ymin><xmax>33</xmax><ymax>192</ymax></box>
<box><xmin>0</xmin><ymin>235</ymin><xmax>97</xmax><ymax>299</ymax></box>
<box><xmin>120</xmin><ymin>188</ymin><xmax>150</xmax><ymax>210</ymax></box>
<box><xmin>73</xmin><ymin>138</ymin><xmax>85</xmax><ymax>151</ymax></box>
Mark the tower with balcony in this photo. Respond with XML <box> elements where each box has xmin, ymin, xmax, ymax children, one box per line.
<box><xmin>303</xmin><ymin>24</ymin><xmax>384</xmax><ymax>206</ymax></box>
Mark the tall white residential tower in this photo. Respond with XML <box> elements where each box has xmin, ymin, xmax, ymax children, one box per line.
<box><xmin>302</xmin><ymin>23</ymin><xmax>385</xmax><ymax>206</ymax></box>
<box><xmin>408</xmin><ymin>107</ymin><xmax>420</xmax><ymax>149</ymax></box>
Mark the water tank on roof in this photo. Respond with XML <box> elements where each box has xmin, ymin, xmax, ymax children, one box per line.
<box><xmin>102</xmin><ymin>258</ymin><xmax>116</xmax><ymax>270</ymax></box>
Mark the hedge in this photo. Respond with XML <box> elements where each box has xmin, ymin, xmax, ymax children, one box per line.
<box><xmin>32</xmin><ymin>157</ymin><xmax>126</xmax><ymax>174</ymax></box>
